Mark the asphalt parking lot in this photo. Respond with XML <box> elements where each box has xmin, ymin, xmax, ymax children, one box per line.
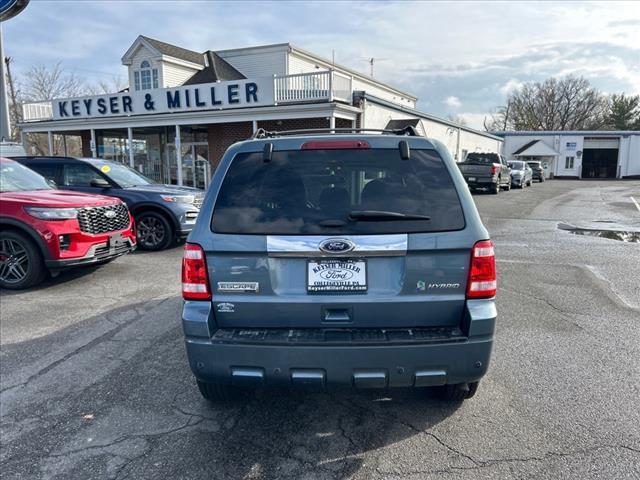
<box><xmin>1</xmin><ymin>179</ymin><xmax>639</xmax><ymax>480</ymax></box>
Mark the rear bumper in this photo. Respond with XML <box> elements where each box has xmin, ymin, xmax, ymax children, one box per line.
<box><xmin>182</xmin><ymin>299</ymin><xmax>496</xmax><ymax>388</ymax></box>
<box><xmin>463</xmin><ymin>177</ymin><xmax>496</xmax><ymax>188</ymax></box>
<box><xmin>185</xmin><ymin>335</ymin><xmax>493</xmax><ymax>388</ymax></box>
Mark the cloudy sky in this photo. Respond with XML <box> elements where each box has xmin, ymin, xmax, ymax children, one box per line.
<box><xmin>4</xmin><ymin>0</ymin><xmax>640</xmax><ymax>128</ymax></box>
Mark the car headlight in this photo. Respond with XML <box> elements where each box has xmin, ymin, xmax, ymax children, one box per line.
<box><xmin>24</xmin><ymin>207</ymin><xmax>78</xmax><ymax>220</ymax></box>
<box><xmin>161</xmin><ymin>195</ymin><xmax>195</xmax><ymax>204</ymax></box>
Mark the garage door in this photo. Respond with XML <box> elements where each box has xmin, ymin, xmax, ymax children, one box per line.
<box><xmin>583</xmin><ymin>137</ymin><xmax>619</xmax><ymax>149</ymax></box>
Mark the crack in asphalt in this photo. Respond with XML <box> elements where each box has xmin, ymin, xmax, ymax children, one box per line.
<box><xmin>0</xmin><ymin>297</ymin><xmax>174</xmax><ymax>396</ymax></box>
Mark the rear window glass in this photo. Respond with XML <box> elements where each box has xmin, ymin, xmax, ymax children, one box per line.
<box><xmin>211</xmin><ymin>148</ymin><xmax>465</xmax><ymax>235</ymax></box>
<box><xmin>465</xmin><ymin>153</ymin><xmax>499</xmax><ymax>164</ymax></box>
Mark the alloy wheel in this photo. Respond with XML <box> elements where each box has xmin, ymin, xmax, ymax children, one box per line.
<box><xmin>137</xmin><ymin>216</ymin><xmax>166</xmax><ymax>249</ymax></box>
<box><xmin>0</xmin><ymin>238</ymin><xmax>30</xmax><ymax>285</ymax></box>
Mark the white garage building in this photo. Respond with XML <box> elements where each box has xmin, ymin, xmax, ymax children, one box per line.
<box><xmin>498</xmin><ymin>131</ymin><xmax>640</xmax><ymax>179</ymax></box>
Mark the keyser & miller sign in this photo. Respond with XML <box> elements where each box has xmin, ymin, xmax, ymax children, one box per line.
<box><xmin>53</xmin><ymin>77</ymin><xmax>274</xmax><ymax>120</ymax></box>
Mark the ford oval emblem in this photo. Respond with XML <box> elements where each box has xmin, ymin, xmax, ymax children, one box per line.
<box><xmin>319</xmin><ymin>238</ymin><xmax>355</xmax><ymax>254</ymax></box>
<box><xmin>104</xmin><ymin>210</ymin><xmax>117</xmax><ymax>219</ymax></box>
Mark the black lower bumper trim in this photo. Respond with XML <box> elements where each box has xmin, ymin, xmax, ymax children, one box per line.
<box><xmin>211</xmin><ymin>327</ymin><xmax>467</xmax><ymax>346</ymax></box>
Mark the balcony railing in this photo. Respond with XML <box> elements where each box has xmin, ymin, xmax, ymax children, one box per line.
<box><xmin>21</xmin><ymin>70</ymin><xmax>354</xmax><ymax>122</ymax></box>
<box><xmin>22</xmin><ymin>102</ymin><xmax>54</xmax><ymax>122</ymax></box>
<box><xmin>273</xmin><ymin>70</ymin><xmax>353</xmax><ymax>104</ymax></box>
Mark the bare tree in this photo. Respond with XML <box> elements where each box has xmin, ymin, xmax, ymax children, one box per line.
<box><xmin>86</xmin><ymin>75</ymin><xmax>128</xmax><ymax>95</ymax></box>
<box><xmin>446</xmin><ymin>114</ymin><xmax>468</xmax><ymax>126</ymax></box>
<box><xmin>20</xmin><ymin>62</ymin><xmax>87</xmax><ymax>101</ymax></box>
<box><xmin>486</xmin><ymin>76</ymin><xmax>609</xmax><ymax>131</ymax></box>
<box><xmin>14</xmin><ymin>62</ymin><xmax>92</xmax><ymax>155</ymax></box>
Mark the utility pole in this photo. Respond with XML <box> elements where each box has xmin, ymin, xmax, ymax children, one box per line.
<box><xmin>0</xmin><ymin>0</ymin><xmax>31</xmax><ymax>141</ymax></box>
<box><xmin>5</xmin><ymin>56</ymin><xmax>21</xmax><ymax>126</ymax></box>
<box><xmin>0</xmin><ymin>24</ymin><xmax>10</xmax><ymax>140</ymax></box>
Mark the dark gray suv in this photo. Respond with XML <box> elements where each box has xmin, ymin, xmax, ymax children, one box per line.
<box><xmin>181</xmin><ymin>129</ymin><xmax>497</xmax><ymax>402</ymax></box>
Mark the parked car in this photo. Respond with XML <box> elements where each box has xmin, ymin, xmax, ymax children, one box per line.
<box><xmin>0</xmin><ymin>141</ymin><xmax>27</xmax><ymax>158</ymax></box>
<box><xmin>508</xmin><ymin>160</ymin><xmax>533</xmax><ymax>188</ymax></box>
<box><xmin>526</xmin><ymin>161</ymin><xmax>545</xmax><ymax>182</ymax></box>
<box><xmin>458</xmin><ymin>152</ymin><xmax>511</xmax><ymax>194</ymax></box>
<box><xmin>0</xmin><ymin>157</ymin><xmax>136</xmax><ymax>289</ymax></box>
<box><xmin>15</xmin><ymin>157</ymin><xmax>205</xmax><ymax>251</ymax></box>
<box><xmin>181</xmin><ymin>129</ymin><xmax>497</xmax><ymax>402</ymax></box>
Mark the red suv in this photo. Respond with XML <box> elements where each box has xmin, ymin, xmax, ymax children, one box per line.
<box><xmin>0</xmin><ymin>158</ymin><xmax>136</xmax><ymax>289</ymax></box>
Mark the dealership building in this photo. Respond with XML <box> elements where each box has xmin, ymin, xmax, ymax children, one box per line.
<box><xmin>498</xmin><ymin>131</ymin><xmax>640</xmax><ymax>179</ymax></box>
<box><xmin>18</xmin><ymin>35</ymin><xmax>503</xmax><ymax>188</ymax></box>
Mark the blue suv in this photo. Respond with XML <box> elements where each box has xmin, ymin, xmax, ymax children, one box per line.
<box><xmin>15</xmin><ymin>157</ymin><xmax>204</xmax><ymax>250</ymax></box>
<box><xmin>181</xmin><ymin>128</ymin><xmax>497</xmax><ymax>402</ymax></box>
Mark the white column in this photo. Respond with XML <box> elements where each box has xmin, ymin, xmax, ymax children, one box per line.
<box><xmin>127</xmin><ymin>127</ymin><xmax>134</xmax><ymax>167</ymax></box>
<box><xmin>47</xmin><ymin>131</ymin><xmax>53</xmax><ymax>155</ymax></box>
<box><xmin>329</xmin><ymin>116</ymin><xmax>336</xmax><ymax>131</ymax></box>
<box><xmin>90</xmin><ymin>129</ymin><xmax>97</xmax><ymax>157</ymax></box>
<box><xmin>351</xmin><ymin>119</ymin><xmax>356</xmax><ymax>133</ymax></box>
<box><xmin>62</xmin><ymin>134</ymin><xmax>68</xmax><ymax>156</ymax></box>
<box><xmin>175</xmin><ymin>125</ymin><xmax>183</xmax><ymax>186</ymax></box>
<box><xmin>252</xmin><ymin>120</ymin><xmax>258</xmax><ymax>133</ymax></box>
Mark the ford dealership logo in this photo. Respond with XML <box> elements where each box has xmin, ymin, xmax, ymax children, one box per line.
<box><xmin>319</xmin><ymin>238</ymin><xmax>355</xmax><ymax>254</ymax></box>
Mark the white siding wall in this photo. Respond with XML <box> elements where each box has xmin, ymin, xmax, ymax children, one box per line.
<box><xmin>161</xmin><ymin>62</ymin><xmax>200</xmax><ymax>87</ymax></box>
<box><xmin>363</xmin><ymin>102</ymin><xmax>502</xmax><ymax>160</ymax></box>
<box><xmin>218</xmin><ymin>49</ymin><xmax>287</xmax><ymax>78</ymax></box>
<box><xmin>352</xmin><ymin>78</ymin><xmax>415</xmax><ymax>108</ymax></box>
<box><xmin>557</xmin><ymin>135</ymin><xmax>583</xmax><ymax>177</ymax></box>
<box><xmin>287</xmin><ymin>52</ymin><xmax>415</xmax><ymax>108</ymax></box>
<box><xmin>622</xmin><ymin>135</ymin><xmax>640</xmax><ymax>177</ymax></box>
<box><xmin>457</xmin><ymin>128</ymin><xmax>503</xmax><ymax>160</ymax></box>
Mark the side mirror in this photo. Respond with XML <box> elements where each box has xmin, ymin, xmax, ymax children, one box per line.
<box><xmin>90</xmin><ymin>178</ymin><xmax>111</xmax><ymax>188</ymax></box>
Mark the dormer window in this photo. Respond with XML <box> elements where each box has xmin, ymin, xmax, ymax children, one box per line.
<box><xmin>134</xmin><ymin>60</ymin><xmax>158</xmax><ymax>91</ymax></box>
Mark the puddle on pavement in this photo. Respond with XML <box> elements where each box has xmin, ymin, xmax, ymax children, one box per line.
<box><xmin>558</xmin><ymin>222</ymin><xmax>640</xmax><ymax>243</ymax></box>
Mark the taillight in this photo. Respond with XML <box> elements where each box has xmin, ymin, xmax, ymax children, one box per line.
<box><xmin>182</xmin><ymin>243</ymin><xmax>211</xmax><ymax>300</ymax></box>
<box><xmin>466</xmin><ymin>240</ymin><xmax>497</xmax><ymax>299</ymax></box>
<box><xmin>490</xmin><ymin>165</ymin><xmax>498</xmax><ymax>175</ymax></box>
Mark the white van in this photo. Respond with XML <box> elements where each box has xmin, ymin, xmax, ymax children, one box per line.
<box><xmin>0</xmin><ymin>141</ymin><xmax>27</xmax><ymax>158</ymax></box>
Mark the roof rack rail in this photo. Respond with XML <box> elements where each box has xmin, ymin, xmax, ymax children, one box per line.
<box><xmin>251</xmin><ymin>126</ymin><xmax>421</xmax><ymax>140</ymax></box>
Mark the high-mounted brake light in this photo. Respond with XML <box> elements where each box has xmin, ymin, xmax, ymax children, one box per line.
<box><xmin>182</xmin><ymin>243</ymin><xmax>211</xmax><ymax>301</ymax></box>
<box><xmin>301</xmin><ymin>140</ymin><xmax>370</xmax><ymax>150</ymax></box>
<box><xmin>466</xmin><ymin>240</ymin><xmax>497</xmax><ymax>299</ymax></box>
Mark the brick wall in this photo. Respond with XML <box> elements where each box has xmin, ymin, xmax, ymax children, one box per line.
<box><xmin>257</xmin><ymin>117</ymin><xmax>329</xmax><ymax>132</ymax></box>
<box><xmin>207</xmin><ymin>122</ymin><xmax>253</xmax><ymax>169</ymax></box>
<box><xmin>206</xmin><ymin>117</ymin><xmax>357</xmax><ymax>170</ymax></box>
<box><xmin>80</xmin><ymin>131</ymin><xmax>91</xmax><ymax>157</ymax></box>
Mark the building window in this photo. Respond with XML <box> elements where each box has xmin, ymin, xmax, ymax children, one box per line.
<box><xmin>565</xmin><ymin>156</ymin><xmax>575</xmax><ymax>169</ymax></box>
<box><xmin>135</xmin><ymin>60</ymin><xmax>158</xmax><ymax>91</ymax></box>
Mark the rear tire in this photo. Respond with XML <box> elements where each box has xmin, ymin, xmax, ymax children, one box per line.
<box><xmin>438</xmin><ymin>382</ymin><xmax>479</xmax><ymax>401</ymax></box>
<box><xmin>0</xmin><ymin>230</ymin><xmax>47</xmax><ymax>290</ymax></box>
<box><xmin>135</xmin><ymin>212</ymin><xmax>173</xmax><ymax>251</ymax></box>
<box><xmin>196</xmin><ymin>380</ymin><xmax>244</xmax><ymax>402</ymax></box>
<box><xmin>491</xmin><ymin>182</ymin><xmax>500</xmax><ymax>195</ymax></box>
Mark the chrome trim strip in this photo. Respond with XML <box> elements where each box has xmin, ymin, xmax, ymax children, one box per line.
<box><xmin>267</xmin><ymin>234</ymin><xmax>407</xmax><ymax>257</ymax></box>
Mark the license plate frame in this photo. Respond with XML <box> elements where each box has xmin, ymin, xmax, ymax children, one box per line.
<box><xmin>108</xmin><ymin>233</ymin><xmax>125</xmax><ymax>249</ymax></box>
<box><xmin>307</xmin><ymin>258</ymin><xmax>368</xmax><ymax>293</ymax></box>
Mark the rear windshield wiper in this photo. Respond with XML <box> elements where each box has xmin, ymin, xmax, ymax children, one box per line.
<box><xmin>348</xmin><ymin>210</ymin><xmax>431</xmax><ymax>221</ymax></box>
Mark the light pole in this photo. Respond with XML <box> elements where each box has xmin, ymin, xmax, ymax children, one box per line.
<box><xmin>0</xmin><ymin>0</ymin><xmax>30</xmax><ymax>141</ymax></box>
